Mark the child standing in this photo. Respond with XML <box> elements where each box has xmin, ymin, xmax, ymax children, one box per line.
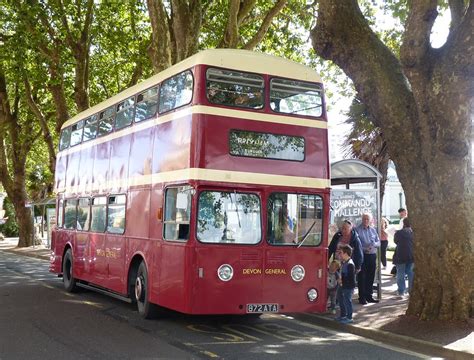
<box><xmin>327</xmin><ymin>260</ymin><xmax>340</xmax><ymax>314</ymax></box>
<box><xmin>336</xmin><ymin>244</ymin><xmax>356</xmax><ymax>324</ymax></box>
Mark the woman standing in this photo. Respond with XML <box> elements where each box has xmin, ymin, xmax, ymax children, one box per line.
<box><xmin>380</xmin><ymin>218</ymin><xmax>389</xmax><ymax>269</ymax></box>
<box><xmin>328</xmin><ymin>220</ymin><xmax>363</xmax><ymax>273</ymax></box>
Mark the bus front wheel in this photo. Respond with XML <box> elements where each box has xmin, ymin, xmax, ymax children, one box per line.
<box><xmin>63</xmin><ymin>249</ymin><xmax>78</xmax><ymax>292</ymax></box>
<box><xmin>135</xmin><ymin>261</ymin><xmax>158</xmax><ymax>319</ymax></box>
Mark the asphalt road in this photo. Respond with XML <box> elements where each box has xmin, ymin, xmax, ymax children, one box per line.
<box><xmin>0</xmin><ymin>251</ymin><xmax>429</xmax><ymax>360</ymax></box>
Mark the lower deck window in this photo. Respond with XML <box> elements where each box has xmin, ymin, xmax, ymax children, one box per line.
<box><xmin>57</xmin><ymin>199</ymin><xmax>64</xmax><ymax>228</ymax></box>
<box><xmin>77</xmin><ymin>198</ymin><xmax>91</xmax><ymax>231</ymax></box>
<box><xmin>90</xmin><ymin>196</ymin><xmax>107</xmax><ymax>232</ymax></box>
<box><xmin>64</xmin><ymin>199</ymin><xmax>77</xmax><ymax>230</ymax></box>
<box><xmin>267</xmin><ymin>193</ymin><xmax>323</xmax><ymax>246</ymax></box>
<box><xmin>107</xmin><ymin>195</ymin><xmax>126</xmax><ymax>234</ymax></box>
<box><xmin>197</xmin><ymin>191</ymin><xmax>261</xmax><ymax>244</ymax></box>
<box><xmin>164</xmin><ymin>186</ymin><xmax>192</xmax><ymax>241</ymax></box>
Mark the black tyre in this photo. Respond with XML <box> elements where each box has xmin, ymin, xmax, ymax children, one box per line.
<box><xmin>135</xmin><ymin>261</ymin><xmax>158</xmax><ymax>319</ymax></box>
<box><xmin>63</xmin><ymin>249</ymin><xmax>78</xmax><ymax>292</ymax></box>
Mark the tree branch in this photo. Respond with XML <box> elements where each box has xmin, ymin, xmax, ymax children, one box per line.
<box><xmin>23</xmin><ymin>78</ymin><xmax>56</xmax><ymax>175</ymax></box>
<box><xmin>311</xmin><ymin>0</ymin><xmax>416</xmax><ymax>159</ymax></box>
<box><xmin>400</xmin><ymin>0</ymin><xmax>438</xmax><ymax>79</ymax></box>
<box><xmin>236</xmin><ymin>0</ymin><xmax>257</xmax><ymax>26</ymax></box>
<box><xmin>448</xmin><ymin>0</ymin><xmax>468</xmax><ymax>28</ymax></box>
<box><xmin>243</xmin><ymin>0</ymin><xmax>288</xmax><ymax>50</ymax></box>
<box><xmin>58</xmin><ymin>0</ymin><xmax>75</xmax><ymax>50</ymax></box>
<box><xmin>170</xmin><ymin>0</ymin><xmax>201</xmax><ymax>61</ymax></box>
<box><xmin>220</xmin><ymin>0</ymin><xmax>241</xmax><ymax>48</ymax></box>
<box><xmin>446</xmin><ymin>0</ymin><xmax>474</xmax><ymax>66</ymax></box>
<box><xmin>0</xmin><ymin>68</ymin><xmax>15</xmax><ymax>193</ymax></box>
<box><xmin>146</xmin><ymin>0</ymin><xmax>172</xmax><ymax>72</ymax></box>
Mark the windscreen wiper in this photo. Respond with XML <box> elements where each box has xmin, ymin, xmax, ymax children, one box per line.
<box><xmin>297</xmin><ymin>221</ymin><xmax>316</xmax><ymax>248</ymax></box>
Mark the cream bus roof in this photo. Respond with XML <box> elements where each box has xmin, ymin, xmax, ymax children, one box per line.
<box><xmin>62</xmin><ymin>49</ymin><xmax>322</xmax><ymax>129</ymax></box>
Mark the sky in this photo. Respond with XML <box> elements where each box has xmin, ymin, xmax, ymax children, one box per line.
<box><xmin>326</xmin><ymin>7</ymin><xmax>451</xmax><ymax>161</ymax></box>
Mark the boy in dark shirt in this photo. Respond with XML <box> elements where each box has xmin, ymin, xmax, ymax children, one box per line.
<box><xmin>336</xmin><ymin>244</ymin><xmax>356</xmax><ymax>324</ymax></box>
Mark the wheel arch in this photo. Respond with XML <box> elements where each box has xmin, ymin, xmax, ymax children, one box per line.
<box><xmin>127</xmin><ymin>253</ymin><xmax>146</xmax><ymax>299</ymax></box>
<box><xmin>61</xmin><ymin>243</ymin><xmax>74</xmax><ymax>275</ymax></box>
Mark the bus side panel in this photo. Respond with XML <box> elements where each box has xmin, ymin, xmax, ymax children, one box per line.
<box><xmin>156</xmin><ymin>242</ymin><xmax>189</xmax><ymax>311</ymax></box>
<box><xmin>77</xmin><ymin>144</ymin><xmax>95</xmax><ymax>195</ymax></box>
<box><xmin>88</xmin><ymin>232</ymin><xmax>108</xmax><ymax>285</ymax></box>
<box><xmin>49</xmin><ymin>228</ymin><xmax>66</xmax><ymax>274</ymax></box>
<box><xmin>128</xmin><ymin>126</ymin><xmax>154</xmax><ymax>179</ymax></box>
<box><xmin>108</xmin><ymin>132</ymin><xmax>131</xmax><ymax>194</ymax></box>
<box><xmin>191</xmin><ymin>247</ymin><xmax>264</xmax><ymax>314</ymax></box>
<box><xmin>74</xmin><ymin>232</ymin><xmax>89</xmax><ymax>280</ymax></box>
<box><xmin>106</xmin><ymin>233</ymin><xmax>127</xmax><ymax>293</ymax></box>
<box><xmin>152</xmin><ymin>117</ymin><xmax>192</xmax><ymax>173</ymax></box>
<box><xmin>55</xmin><ymin>154</ymin><xmax>67</xmax><ymax>193</ymax></box>
<box><xmin>111</xmin><ymin>188</ymin><xmax>152</xmax><ymax>296</ymax></box>
<box><xmin>93</xmin><ymin>141</ymin><xmax>111</xmax><ymax>193</ymax></box>
<box><xmin>65</xmin><ymin>150</ymin><xmax>81</xmax><ymax>194</ymax></box>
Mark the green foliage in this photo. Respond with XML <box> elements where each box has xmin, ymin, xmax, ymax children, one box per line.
<box><xmin>199</xmin><ymin>0</ymin><xmax>315</xmax><ymax>62</ymax></box>
<box><xmin>89</xmin><ymin>1</ymin><xmax>153</xmax><ymax>102</ymax></box>
<box><xmin>0</xmin><ymin>197</ymin><xmax>19</xmax><ymax>237</ymax></box>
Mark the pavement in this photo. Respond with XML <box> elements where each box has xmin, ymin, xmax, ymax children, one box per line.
<box><xmin>1</xmin><ymin>236</ymin><xmax>472</xmax><ymax>359</ymax></box>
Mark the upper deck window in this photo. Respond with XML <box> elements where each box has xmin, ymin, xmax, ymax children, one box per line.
<box><xmin>98</xmin><ymin>106</ymin><xmax>115</xmax><ymax>137</ymax></box>
<box><xmin>229</xmin><ymin>130</ymin><xmax>304</xmax><ymax>161</ymax></box>
<box><xmin>270</xmin><ymin>78</ymin><xmax>323</xmax><ymax>117</ymax></box>
<box><xmin>159</xmin><ymin>70</ymin><xmax>193</xmax><ymax>114</ymax></box>
<box><xmin>70</xmin><ymin>120</ymin><xmax>84</xmax><ymax>147</ymax></box>
<box><xmin>83</xmin><ymin>114</ymin><xmax>98</xmax><ymax>142</ymax></box>
<box><xmin>59</xmin><ymin>127</ymin><xmax>71</xmax><ymax>151</ymax></box>
<box><xmin>206</xmin><ymin>68</ymin><xmax>264</xmax><ymax>109</ymax></box>
<box><xmin>197</xmin><ymin>191</ymin><xmax>261</xmax><ymax>244</ymax></box>
<box><xmin>135</xmin><ymin>87</ymin><xmax>158</xmax><ymax>122</ymax></box>
<box><xmin>115</xmin><ymin>97</ymin><xmax>135</xmax><ymax>130</ymax></box>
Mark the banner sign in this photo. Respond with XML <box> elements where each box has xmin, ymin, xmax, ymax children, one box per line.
<box><xmin>329</xmin><ymin>189</ymin><xmax>378</xmax><ymax>240</ymax></box>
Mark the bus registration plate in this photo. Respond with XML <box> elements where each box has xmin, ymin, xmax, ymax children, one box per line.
<box><xmin>246</xmin><ymin>303</ymin><xmax>279</xmax><ymax>313</ymax></box>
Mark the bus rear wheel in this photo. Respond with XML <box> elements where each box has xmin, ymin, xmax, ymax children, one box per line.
<box><xmin>63</xmin><ymin>249</ymin><xmax>78</xmax><ymax>292</ymax></box>
<box><xmin>135</xmin><ymin>261</ymin><xmax>158</xmax><ymax>319</ymax></box>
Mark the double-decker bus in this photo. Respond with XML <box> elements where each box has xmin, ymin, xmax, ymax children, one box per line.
<box><xmin>50</xmin><ymin>49</ymin><xmax>330</xmax><ymax>318</ymax></box>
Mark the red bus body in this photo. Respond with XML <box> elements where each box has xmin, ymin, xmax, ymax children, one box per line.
<box><xmin>51</xmin><ymin>50</ymin><xmax>330</xmax><ymax>315</ymax></box>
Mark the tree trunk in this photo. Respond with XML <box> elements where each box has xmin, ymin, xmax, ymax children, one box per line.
<box><xmin>311</xmin><ymin>0</ymin><xmax>474</xmax><ymax>320</ymax></box>
<box><xmin>13</xmin><ymin>199</ymin><xmax>33</xmax><ymax>248</ymax></box>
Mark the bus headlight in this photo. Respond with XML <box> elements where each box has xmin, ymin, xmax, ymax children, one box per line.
<box><xmin>307</xmin><ymin>288</ymin><xmax>318</xmax><ymax>302</ymax></box>
<box><xmin>291</xmin><ymin>265</ymin><xmax>305</xmax><ymax>282</ymax></box>
<box><xmin>217</xmin><ymin>264</ymin><xmax>233</xmax><ymax>282</ymax></box>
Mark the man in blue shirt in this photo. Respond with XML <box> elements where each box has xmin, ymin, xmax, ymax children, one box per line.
<box><xmin>355</xmin><ymin>213</ymin><xmax>380</xmax><ymax>304</ymax></box>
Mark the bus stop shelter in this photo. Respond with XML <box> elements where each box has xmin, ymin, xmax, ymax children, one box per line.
<box><xmin>31</xmin><ymin>197</ymin><xmax>56</xmax><ymax>248</ymax></box>
<box><xmin>330</xmin><ymin>159</ymin><xmax>383</xmax><ymax>300</ymax></box>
